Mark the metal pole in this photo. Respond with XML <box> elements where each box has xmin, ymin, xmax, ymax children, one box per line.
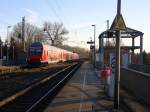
<box><xmin>94</xmin><ymin>25</ymin><xmax>96</xmax><ymax>67</ymax></box>
<box><xmin>7</xmin><ymin>27</ymin><xmax>8</xmax><ymax>43</ymax></box>
<box><xmin>7</xmin><ymin>26</ymin><xmax>11</xmax><ymax>43</ymax></box>
<box><xmin>22</xmin><ymin>16</ymin><xmax>25</xmax><ymax>52</ymax></box>
<box><xmin>0</xmin><ymin>44</ymin><xmax>2</xmax><ymax>65</ymax></box>
<box><xmin>13</xmin><ymin>46</ymin><xmax>15</xmax><ymax>60</ymax></box>
<box><xmin>7</xmin><ymin>26</ymin><xmax>11</xmax><ymax>65</ymax></box>
<box><xmin>114</xmin><ymin>31</ymin><xmax>121</xmax><ymax>110</ymax></box>
<box><xmin>0</xmin><ymin>44</ymin><xmax>2</xmax><ymax>66</ymax></box>
<box><xmin>92</xmin><ymin>25</ymin><xmax>96</xmax><ymax>67</ymax></box>
<box><xmin>107</xmin><ymin>20</ymin><xmax>109</xmax><ymax>30</ymax></box>
<box><xmin>114</xmin><ymin>0</ymin><xmax>121</xmax><ymax>110</ymax></box>
<box><xmin>101</xmin><ymin>36</ymin><xmax>104</xmax><ymax>67</ymax></box>
<box><xmin>117</xmin><ymin>0</ymin><xmax>121</xmax><ymax>15</ymax></box>
<box><xmin>7</xmin><ymin>45</ymin><xmax>9</xmax><ymax>65</ymax></box>
<box><xmin>99</xmin><ymin>35</ymin><xmax>104</xmax><ymax>69</ymax></box>
<box><xmin>106</xmin><ymin>20</ymin><xmax>109</xmax><ymax>46</ymax></box>
<box><xmin>140</xmin><ymin>35</ymin><xmax>143</xmax><ymax>64</ymax></box>
<box><xmin>7</xmin><ymin>28</ymin><xmax>8</xmax><ymax>65</ymax></box>
<box><xmin>132</xmin><ymin>37</ymin><xmax>135</xmax><ymax>64</ymax></box>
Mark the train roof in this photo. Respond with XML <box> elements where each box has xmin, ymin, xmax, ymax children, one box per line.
<box><xmin>30</xmin><ymin>42</ymin><xmax>78</xmax><ymax>54</ymax></box>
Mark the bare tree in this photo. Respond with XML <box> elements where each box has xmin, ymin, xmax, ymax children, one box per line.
<box><xmin>43</xmin><ymin>22</ymin><xmax>68</xmax><ymax>46</ymax></box>
<box><xmin>33</xmin><ymin>31</ymin><xmax>47</xmax><ymax>42</ymax></box>
<box><xmin>11</xmin><ymin>22</ymin><xmax>39</xmax><ymax>48</ymax></box>
<box><xmin>10</xmin><ymin>37</ymin><xmax>16</xmax><ymax>46</ymax></box>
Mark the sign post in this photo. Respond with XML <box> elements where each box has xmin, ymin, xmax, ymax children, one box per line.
<box><xmin>110</xmin><ymin>0</ymin><xmax>127</xmax><ymax>110</ymax></box>
<box><xmin>114</xmin><ymin>30</ymin><xmax>121</xmax><ymax>110</ymax></box>
<box><xmin>87</xmin><ymin>40</ymin><xmax>94</xmax><ymax>64</ymax></box>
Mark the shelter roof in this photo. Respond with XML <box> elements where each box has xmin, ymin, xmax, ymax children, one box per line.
<box><xmin>99</xmin><ymin>27</ymin><xmax>143</xmax><ymax>39</ymax></box>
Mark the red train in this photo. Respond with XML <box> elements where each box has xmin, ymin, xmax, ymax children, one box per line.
<box><xmin>27</xmin><ymin>42</ymin><xmax>79</xmax><ymax>64</ymax></box>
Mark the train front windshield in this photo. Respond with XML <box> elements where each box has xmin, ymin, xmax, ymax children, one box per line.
<box><xmin>29</xmin><ymin>47</ymin><xmax>42</xmax><ymax>55</ymax></box>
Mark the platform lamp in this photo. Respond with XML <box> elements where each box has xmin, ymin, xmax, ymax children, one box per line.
<box><xmin>91</xmin><ymin>24</ymin><xmax>96</xmax><ymax>67</ymax></box>
<box><xmin>7</xmin><ymin>25</ymin><xmax>11</xmax><ymax>65</ymax></box>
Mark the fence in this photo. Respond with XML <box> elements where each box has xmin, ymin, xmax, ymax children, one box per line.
<box><xmin>129</xmin><ymin>64</ymin><xmax>150</xmax><ymax>74</ymax></box>
<box><xmin>121</xmin><ymin>67</ymin><xmax>150</xmax><ymax>104</ymax></box>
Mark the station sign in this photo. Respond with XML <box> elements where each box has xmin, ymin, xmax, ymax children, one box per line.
<box><xmin>110</xmin><ymin>14</ymin><xmax>127</xmax><ymax>31</ymax></box>
<box><xmin>87</xmin><ymin>41</ymin><xmax>94</xmax><ymax>44</ymax></box>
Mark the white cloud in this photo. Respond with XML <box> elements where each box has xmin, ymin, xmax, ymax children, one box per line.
<box><xmin>24</xmin><ymin>8</ymin><xmax>39</xmax><ymax>24</ymax></box>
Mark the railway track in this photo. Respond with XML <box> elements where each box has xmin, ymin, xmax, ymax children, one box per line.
<box><xmin>0</xmin><ymin>62</ymin><xmax>81</xmax><ymax>112</ymax></box>
<box><xmin>0</xmin><ymin>63</ymin><xmax>71</xmax><ymax>101</ymax></box>
<box><xmin>0</xmin><ymin>63</ymin><xmax>64</xmax><ymax>80</ymax></box>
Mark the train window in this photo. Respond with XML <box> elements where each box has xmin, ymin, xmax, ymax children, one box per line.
<box><xmin>29</xmin><ymin>47</ymin><xmax>42</xmax><ymax>55</ymax></box>
<box><xmin>30</xmin><ymin>47</ymin><xmax>34</xmax><ymax>52</ymax></box>
<box><xmin>36</xmin><ymin>49</ymin><xmax>42</xmax><ymax>55</ymax></box>
<box><xmin>29</xmin><ymin>47</ymin><xmax>35</xmax><ymax>55</ymax></box>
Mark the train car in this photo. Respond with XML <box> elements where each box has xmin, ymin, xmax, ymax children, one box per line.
<box><xmin>27</xmin><ymin>42</ymin><xmax>79</xmax><ymax>64</ymax></box>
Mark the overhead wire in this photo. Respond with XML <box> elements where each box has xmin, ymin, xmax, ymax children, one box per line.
<box><xmin>55</xmin><ymin>0</ymin><xmax>81</xmax><ymax>44</ymax></box>
<box><xmin>43</xmin><ymin>0</ymin><xmax>64</xmax><ymax>23</ymax></box>
<box><xmin>43</xmin><ymin>0</ymin><xmax>82</xmax><ymax>47</ymax></box>
<box><xmin>43</xmin><ymin>0</ymin><xmax>74</xmax><ymax>32</ymax></box>
<box><xmin>54</xmin><ymin>0</ymin><xmax>73</xmax><ymax>30</ymax></box>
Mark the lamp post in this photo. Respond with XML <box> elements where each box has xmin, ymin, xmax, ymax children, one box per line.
<box><xmin>91</xmin><ymin>25</ymin><xmax>96</xmax><ymax>67</ymax></box>
<box><xmin>7</xmin><ymin>26</ymin><xmax>11</xmax><ymax>65</ymax></box>
<box><xmin>0</xmin><ymin>42</ymin><xmax>3</xmax><ymax>65</ymax></box>
<box><xmin>7</xmin><ymin>26</ymin><xmax>11</xmax><ymax>43</ymax></box>
<box><xmin>22</xmin><ymin>16</ymin><xmax>25</xmax><ymax>52</ymax></box>
<box><xmin>0</xmin><ymin>44</ymin><xmax>2</xmax><ymax>59</ymax></box>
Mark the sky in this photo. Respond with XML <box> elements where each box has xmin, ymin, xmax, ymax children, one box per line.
<box><xmin>0</xmin><ymin>0</ymin><xmax>150</xmax><ymax>52</ymax></box>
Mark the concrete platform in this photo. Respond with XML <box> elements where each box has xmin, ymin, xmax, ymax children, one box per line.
<box><xmin>44</xmin><ymin>62</ymin><xmax>121</xmax><ymax>112</ymax></box>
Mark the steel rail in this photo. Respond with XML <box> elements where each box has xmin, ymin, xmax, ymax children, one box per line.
<box><xmin>0</xmin><ymin>63</ymin><xmax>76</xmax><ymax>108</ymax></box>
<box><xmin>26</xmin><ymin>63</ymin><xmax>80</xmax><ymax>112</ymax></box>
